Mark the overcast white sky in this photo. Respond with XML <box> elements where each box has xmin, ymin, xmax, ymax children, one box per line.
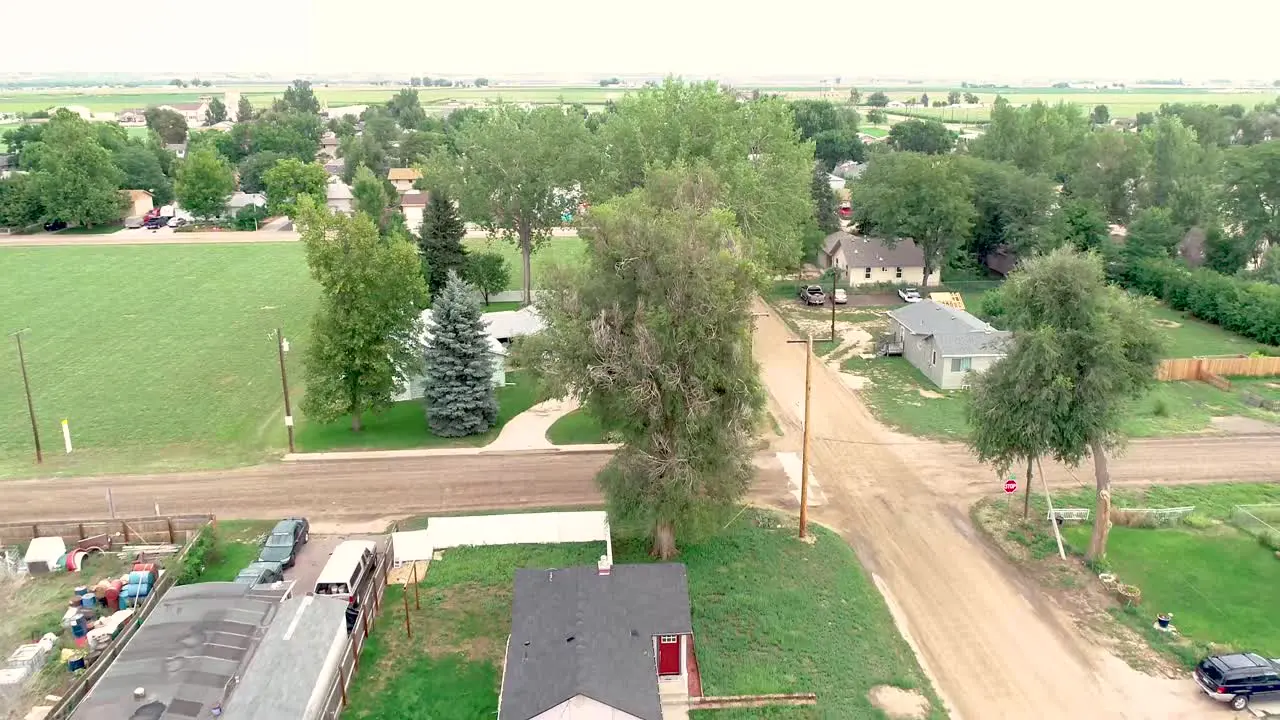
<box><xmin>5</xmin><ymin>0</ymin><xmax>1280</xmax><ymax>81</ymax></box>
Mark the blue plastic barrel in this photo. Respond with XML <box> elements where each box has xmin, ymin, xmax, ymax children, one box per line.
<box><xmin>80</xmin><ymin>595</ymin><xmax>96</xmax><ymax>609</ymax></box>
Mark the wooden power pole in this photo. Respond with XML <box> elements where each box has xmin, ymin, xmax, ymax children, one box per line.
<box><xmin>276</xmin><ymin>328</ymin><xmax>295</xmax><ymax>454</ymax></box>
<box><xmin>12</xmin><ymin>330</ymin><xmax>42</xmax><ymax>464</ymax></box>
<box><xmin>798</xmin><ymin>335</ymin><xmax>813</xmax><ymax>539</ymax></box>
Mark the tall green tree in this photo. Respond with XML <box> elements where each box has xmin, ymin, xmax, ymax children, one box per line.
<box><xmin>971</xmin><ymin>100</ymin><xmax>1090</xmax><ymax>178</ymax></box>
<box><xmin>989</xmin><ymin>248</ymin><xmax>1163</xmax><ymax>561</ymax></box>
<box><xmin>848</xmin><ymin>152</ymin><xmax>975</xmax><ymax>285</ymax></box>
<box><xmin>810</xmin><ymin>163</ymin><xmax>841</xmax><ymax>236</ymax></box>
<box><xmin>144</xmin><ymin>107</ymin><xmax>189</xmax><ymax>144</ymax></box>
<box><xmin>262</xmin><ymin>158</ymin><xmax>328</xmax><ymax>217</ymax></box>
<box><xmin>1223</xmin><ymin>141</ymin><xmax>1280</xmax><ymax>252</ymax></box>
<box><xmin>237</xmin><ymin>95</ymin><xmax>254</xmax><ymax>122</ymax></box>
<box><xmin>1204</xmin><ymin>225</ymin><xmax>1256</xmax><ymax>275</ymax></box>
<box><xmin>1064</xmin><ymin>130</ymin><xmax>1146</xmax><ymax>222</ymax></box>
<box><xmin>113</xmin><ymin>144</ymin><xmax>174</xmax><ymax>205</ymax></box>
<box><xmin>385</xmin><ymin>89</ymin><xmax>426</xmax><ymax>130</ymax></box>
<box><xmin>1051</xmin><ymin>197</ymin><xmax>1110</xmax><ymax>252</ymax></box>
<box><xmin>297</xmin><ymin>197</ymin><xmax>429</xmax><ymax>431</ymax></box>
<box><xmin>422</xmin><ymin>272</ymin><xmax>498</xmax><ymax>436</ymax></box>
<box><xmin>597</xmin><ymin>79</ymin><xmax>813</xmax><ymax>273</ymax></box>
<box><xmin>1244</xmin><ymin>245</ymin><xmax>1280</xmax><ymax>285</ymax></box>
<box><xmin>1140</xmin><ymin>115</ymin><xmax>1222</xmax><ymax>229</ymax></box>
<box><xmin>236</xmin><ymin>151</ymin><xmax>286</xmax><ymax>194</ymax></box>
<box><xmin>952</xmin><ymin>156</ymin><xmax>1056</xmax><ymax>260</ymax></box>
<box><xmin>464</xmin><ymin>252</ymin><xmax>511</xmax><ymax>305</ymax></box>
<box><xmin>205</xmin><ymin>97</ymin><xmax>228</xmax><ymax>125</ymax></box>
<box><xmin>175</xmin><ymin>148</ymin><xmax>234</xmax><ymax>219</ymax></box>
<box><xmin>0</xmin><ymin>174</ymin><xmax>45</xmax><ymax>228</ymax></box>
<box><xmin>791</xmin><ymin>99</ymin><xmax>863</xmax><ymax>169</ymax></box>
<box><xmin>434</xmin><ymin>104</ymin><xmax>595</xmax><ymax>305</ymax></box>
<box><xmin>247</xmin><ymin>110</ymin><xmax>324</xmax><ymax>162</ymax></box>
<box><xmin>889</xmin><ymin>119</ymin><xmax>954</xmax><ymax>154</ymax></box>
<box><xmin>276</xmin><ymin>79</ymin><xmax>321</xmax><ymax>115</ymax></box>
<box><xmin>865</xmin><ymin>92</ymin><xmax>890</xmax><ymax>107</ymax></box>
<box><xmin>350</xmin><ymin>165</ymin><xmax>391</xmax><ymax>226</ymax></box>
<box><xmin>1122</xmin><ymin>206</ymin><xmax>1183</xmax><ymax>267</ymax></box>
<box><xmin>26</xmin><ymin>112</ymin><xmax>124</xmax><ymax>227</ymax></box>
<box><xmin>1090</xmin><ymin>104</ymin><xmax>1110</xmax><ymax>125</ymax></box>
<box><xmin>516</xmin><ymin>167</ymin><xmax>763</xmax><ymax>558</ymax></box>
<box><xmin>418</xmin><ymin>188</ymin><xmax>469</xmax><ymax>294</ymax></box>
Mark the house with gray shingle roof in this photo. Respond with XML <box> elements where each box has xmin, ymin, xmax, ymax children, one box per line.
<box><xmin>886</xmin><ymin>300</ymin><xmax>1010</xmax><ymax>389</ymax></box>
<box><xmin>819</xmin><ymin>231</ymin><xmax>932</xmax><ymax>287</ymax></box>
<box><xmin>498</xmin><ymin>560</ymin><xmax>695</xmax><ymax>720</ymax></box>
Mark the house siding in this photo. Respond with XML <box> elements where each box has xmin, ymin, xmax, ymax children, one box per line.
<box><xmin>391</xmin><ymin>179</ymin><xmax>416</xmax><ymax>193</ymax></box>
<box><xmin>528</xmin><ymin>695</ymin><xmax>645</xmax><ymax>720</ymax></box>
<box><xmin>845</xmin><ymin>265</ymin><xmax>928</xmax><ymax>287</ymax></box>
<box><xmin>898</xmin><ymin>330</ymin><xmax>946</xmax><ymax>388</ymax></box>
<box><xmin>403</xmin><ymin>205</ymin><xmax>424</xmax><ymax>233</ymax></box>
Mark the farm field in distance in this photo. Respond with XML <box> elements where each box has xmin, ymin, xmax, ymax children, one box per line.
<box><xmin>2</xmin><ymin>83</ymin><xmax>1277</xmax><ymax>118</ymax></box>
<box><xmin>0</xmin><ymin>244</ymin><xmax>319</xmax><ymax>477</ymax></box>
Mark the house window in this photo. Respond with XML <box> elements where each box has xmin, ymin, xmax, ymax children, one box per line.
<box><xmin>931</xmin><ymin>351</ymin><xmax>937</xmax><ymax>366</ymax></box>
<box><xmin>950</xmin><ymin>357</ymin><xmax>972</xmax><ymax>372</ymax></box>
<box><xmin>660</xmin><ymin>635</ymin><xmax>679</xmax><ymax>644</ymax></box>
<box><xmin>864</xmin><ymin>267</ymin><xmax>872</xmax><ymax>279</ymax></box>
<box><xmin>895</xmin><ymin>267</ymin><xmax>903</xmax><ymax>278</ymax></box>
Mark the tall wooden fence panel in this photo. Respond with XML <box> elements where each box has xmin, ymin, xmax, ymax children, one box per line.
<box><xmin>0</xmin><ymin>514</ymin><xmax>213</xmax><ymax>548</ymax></box>
<box><xmin>1156</xmin><ymin>356</ymin><xmax>1280</xmax><ymax>382</ymax></box>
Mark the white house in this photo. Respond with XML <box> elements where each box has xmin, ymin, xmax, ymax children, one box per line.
<box><xmin>395</xmin><ymin>306</ymin><xmax>545</xmax><ymax>402</ymax></box>
<box><xmin>396</xmin><ymin>308</ymin><xmax>510</xmax><ymax>401</ymax></box>
<box><xmin>326</xmin><ymin>182</ymin><xmax>354</xmax><ymax>215</ymax></box>
<box><xmin>399</xmin><ymin>191</ymin><xmax>428</xmax><ymax>232</ymax></box>
<box><xmin>886</xmin><ymin>300</ymin><xmax>1010</xmax><ymax>390</ymax></box>
<box><xmin>818</xmin><ymin>231</ymin><xmax>932</xmax><ymax>287</ymax></box>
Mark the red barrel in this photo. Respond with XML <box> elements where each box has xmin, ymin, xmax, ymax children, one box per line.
<box><xmin>104</xmin><ymin>588</ymin><xmax>120</xmax><ymax>612</ymax></box>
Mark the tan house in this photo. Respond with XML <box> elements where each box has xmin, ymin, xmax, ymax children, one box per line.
<box><xmin>123</xmin><ymin>189</ymin><xmax>154</xmax><ymax>218</ymax></box>
<box><xmin>399</xmin><ymin>191</ymin><xmax>429</xmax><ymax>232</ymax></box>
<box><xmin>326</xmin><ymin>181</ymin><xmax>354</xmax><ymax>215</ymax></box>
<box><xmin>158</xmin><ymin>99</ymin><xmax>210</xmax><ymax>127</ymax></box>
<box><xmin>388</xmin><ymin>168</ymin><xmax>422</xmax><ymax>193</ymax></box>
<box><xmin>886</xmin><ymin>300</ymin><xmax>1010</xmax><ymax>390</ymax></box>
<box><xmin>819</xmin><ymin>231</ymin><xmax>931</xmax><ymax>287</ymax></box>
<box><xmin>319</xmin><ymin>132</ymin><xmax>340</xmax><ymax>160</ymax></box>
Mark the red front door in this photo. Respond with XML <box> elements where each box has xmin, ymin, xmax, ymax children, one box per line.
<box><xmin>657</xmin><ymin>635</ymin><xmax>681</xmax><ymax>676</ymax></box>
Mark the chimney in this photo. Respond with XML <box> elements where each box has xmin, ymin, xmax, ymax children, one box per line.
<box><xmin>597</xmin><ymin>555</ymin><xmax>611</xmax><ymax>576</ymax></box>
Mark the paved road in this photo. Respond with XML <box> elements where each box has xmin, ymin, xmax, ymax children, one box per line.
<box><xmin>750</xmin><ymin>298</ymin><xmax>1226</xmax><ymax>720</ymax></box>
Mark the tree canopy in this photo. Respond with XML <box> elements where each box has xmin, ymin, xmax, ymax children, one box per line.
<box><xmin>971</xmin><ymin>100</ymin><xmax>1089</xmax><ymax>178</ymax></box>
<box><xmin>1223</xmin><ymin>140</ymin><xmax>1280</xmax><ymax>251</ymax></box>
<box><xmin>175</xmin><ymin>148</ymin><xmax>234</xmax><ymax>219</ymax></box>
<box><xmin>262</xmin><ymin>158</ymin><xmax>328</xmax><ymax>217</ymax></box>
<box><xmin>144</xmin><ymin>107</ymin><xmax>189</xmax><ymax>145</ymax></box>
<box><xmin>422</xmin><ymin>272</ymin><xmax>498</xmax><ymax>437</ymax></box>
<box><xmin>888</xmin><ymin>119</ymin><xmax>955</xmax><ymax>155</ymax></box>
<box><xmin>297</xmin><ymin>197</ymin><xmax>429</xmax><ymax>431</ymax></box>
<box><xmin>25</xmin><ymin>112</ymin><xmax>124</xmax><ymax>227</ymax></box>
<box><xmin>418</xmin><ymin>188</ymin><xmax>468</xmax><ymax>294</ymax></box>
<box><xmin>205</xmin><ymin>97</ymin><xmax>228</xmax><ymax>125</ymax></box>
<box><xmin>275</xmin><ymin>79</ymin><xmax>321</xmax><ymax>115</ymax></box>
<box><xmin>516</xmin><ymin>167</ymin><xmax>763</xmax><ymax>558</ymax></box>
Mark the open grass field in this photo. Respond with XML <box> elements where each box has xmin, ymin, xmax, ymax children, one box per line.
<box><xmin>295</xmin><ymin>370</ymin><xmax>540</xmax><ymax>452</ymax></box>
<box><xmin>461</xmin><ymin>235</ymin><xmax>585</xmax><ymax>291</ymax></box>
<box><xmin>876</xmin><ymin>87</ymin><xmax>1280</xmax><ymax>122</ymax></box>
<box><xmin>0</xmin><ymin>244</ymin><xmax>319</xmax><ymax>477</ymax></box>
<box><xmin>344</xmin><ymin>509</ymin><xmax>943</xmax><ymax>720</ymax></box>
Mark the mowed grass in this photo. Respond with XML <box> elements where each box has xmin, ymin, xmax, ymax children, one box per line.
<box><xmin>1147</xmin><ymin>302</ymin><xmax>1278</xmax><ymax>358</ymax></box>
<box><xmin>346</xmin><ymin>510</ymin><xmax>943</xmax><ymax>719</ymax></box>
<box><xmin>461</xmin><ymin>236</ymin><xmax>585</xmax><ymax>291</ymax></box>
<box><xmin>295</xmin><ymin>370</ymin><xmax>541</xmax><ymax>452</ymax></box>
<box><xmin>0</xmin><ymin>244</ymin><xmax>319</xmax><ymax>476</ymax></box>
<box><xmin>545</xmin><ymin>408</ymin><xmax>612</xmax><ymax>445</ymax></box>
<box><xmin>189</xmin><ymin>519</ymin><xmax>274</xmax><ymax>583</ymax></box>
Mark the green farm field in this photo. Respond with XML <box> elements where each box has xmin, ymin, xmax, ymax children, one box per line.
<box><xmin>0</xmin><ymin>244</ymin><xmax>319</xmax><ymax>477</ymax></box>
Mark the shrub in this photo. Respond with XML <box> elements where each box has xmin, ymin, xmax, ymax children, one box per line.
<box><xmin>233</xmin><ymin>205</ymin><xmax>269</xmax><ymax>231</ymax></box>
<box><xmin>1258</xmin><ymin>529</ymin><xmax>1280</xmax><ymax>552</ymax></box>
<box><xmin>175</xmin><ymin>527</ymin><xmax>216</xmax><ymax>585</ymax></box>
<box><xmin>1151</xmin><ymin>396</ymin><xmax>1170</xmax><ymax>417</ymax></box>
<box><xmin>1181</xmin><ymin>512</ymin><xmax>1216</xmax><ymax>529</ymax></box>
<box><xmin>1125</xmin><ymin>258</ymin><xmax>1280</xmax><ymax>346</ymax></box>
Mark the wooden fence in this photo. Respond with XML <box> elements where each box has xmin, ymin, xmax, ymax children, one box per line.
<box><xmin>0</xmin><ymin>514</ymin><xmax>212</xmax><ymax>548</ymax></box>
<box><xmin>318</xmin><ymin>534</ymin><xmax>393</xmax><ymax>720</ymax></box>
<box><xmin>1156</xmin><ymin>356</ymin><xmax>1280</xmax><ymax>386</ymax></box>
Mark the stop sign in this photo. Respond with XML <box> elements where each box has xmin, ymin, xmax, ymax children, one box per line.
<box><xmin>1003</xmin><ymin>479</ymin><xmax>1018</xmax><ymax>494</ymax></box>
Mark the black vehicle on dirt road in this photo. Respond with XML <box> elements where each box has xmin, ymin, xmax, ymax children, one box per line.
<box><xmin>1194</xmin><ymin>652</ymin><xmax>1280</xmax><ymax>710</ymax></box>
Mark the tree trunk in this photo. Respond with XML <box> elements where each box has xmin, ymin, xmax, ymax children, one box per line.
<box><xmin>351</xmin><ymin>409</ymin><xmax>363</xmax><ymax>432</ymax></box>
<box><xmin>1023</xmin><ymin>456</ymin><xmax>1033</xmax><ymax>519</ymax></box>
<box><xmin>1086</xmin><ymin>440</ymin><xmax>1112</xmax><ymax>562</ymax></box>
<box><xmin>921</xmin><ymin>256</ymin><xmax>934</xmax><ymax>287</ymax></box>
<box><xmin>519</xmin><ymin>220</ymin><xmax>533</xmax><ymax>307</ymax></box>
<box><xmin>651</xmin><ymin>520</ymin><xmax>677</xmax><ymax>560</ymax></box>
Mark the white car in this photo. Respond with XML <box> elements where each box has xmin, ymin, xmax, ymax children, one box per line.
<box><xmin>833</xmin><ymin>288</ymin><xmax>847</xmax><ymax>304</ymax></box>
<box><xmin>167</xmin><ymin>215</ymin><xmax>192</xmax><ymax>228</ymax></box>
<box><xmin>898</xmin><ymin>287</ymin><xmax>922</xmax><ymax>303</ymax></box>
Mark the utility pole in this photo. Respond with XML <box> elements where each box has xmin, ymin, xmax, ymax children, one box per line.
<box><xmin>828</xmin><ymin>271</ymin><xmax>837</xmax><ymax>342</ymax></box>
<box><xmin>11</xmin><ymin>330</ymin><xmax>42</xmax><ymax>464</ymax></box>
<box><xmin>276</xmin><ymin>328</ymin><xmax>295</xmax><ymax>453</ymax></box>
<box><xmin>799</xmin><ymin>335</ymin><xmax>813</xmax><ymax>539</ymax></box>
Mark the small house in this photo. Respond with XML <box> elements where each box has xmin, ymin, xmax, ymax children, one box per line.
<box><xmin>498</xmin><ymin>560</ymin><xmax>695</xmax><ymax>720</ymax></box>
<box><xmin>886</xmin><ymin>300</ymin><xmax>1010</xmax><ymax>390</ymax></box>
<box><xmin>387</xmin><ymin>167</ymin><xmax>422</xmax><ymax>194</ymax></box>
<box><xmin>124</xmin><ymin>189</ymin><xmax>154</xmax><ymax>218</ymax></box>
<box><xmin>323</xmin><ymin>157</ymin><xmax>346</xmax><ymax>177</ymax></box>
<box><xmin>326</xmin><ymin>182</ymin><xmax>354</xmax><ymax>215</ymax></box>
<box><xmin>319</xmin><ymin>132</ymin><xmax>339</xmax><ymax>160</ymax></box>
<box><xmin>399</xmin><ymin>191</ymin><xmax>429</xmax><ymax>232</ymax></box>
<box><xmin>819</xmin><ymin>231</ymin><xmax>931</xmax><ymax>287</ymax></box>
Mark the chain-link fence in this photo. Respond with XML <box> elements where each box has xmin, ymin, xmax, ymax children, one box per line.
<box><xmin>1231</xmin><ymin>504</ymin><xmax>1280</xmax><ymax>550</ymax></box>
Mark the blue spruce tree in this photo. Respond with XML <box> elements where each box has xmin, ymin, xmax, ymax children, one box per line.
<box><xmin>423</xmin><ymin>271</ymin><xmax>499</xmax><ymax>436</ymax></box>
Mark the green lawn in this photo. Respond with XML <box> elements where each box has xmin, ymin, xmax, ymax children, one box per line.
<box><xmin>545</xmin><ymin>408</ymin><xmax>612</xmax><ymax>445</ymax></box>
<box><xmin>1147</xmin><ymin>302</ymin><xmax>1277</xmax><ymax>358</ymax></box>
<box><xmin>295</xmin><ymin>371</ymin><xmax>540</xmax><ymax>452</ymax></box>
<box><xmin>0</xmin><ymin>244</ymin><xmax>319</xmax><ymax>477</ymax></box>
<box><xmin>188</xmin><ymin>520</ymin><xmax>274</xmax><ymax>583</ymax></box>
<box><xmin>461</xmin><ymin>236</ymin><xmax>585</xmax><ymax>291</ymax></box>
<box><xmin>53</xmin><ymin>223</ymin><xmax>124</xmax><ymax>236</ymax></box>
<box><xmin>860</xmin><ymin>127</ymin><xmax>889</xmax><ymax>137</ymax></box>
<box><xmin>346</xmin><ymin>510</ymin><xmax>943</xmax><ymax>719</ymax></box>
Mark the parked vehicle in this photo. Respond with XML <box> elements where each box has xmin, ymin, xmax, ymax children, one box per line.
<box><xmin>234</xmin><ymin>561</ymin><xmax>284</xmax><ymax>585</ymax></box>
<box><xmin>833</xmin><ymin>288</ymin><xmax>848</xmax><ymax>304</ymax></box>
<box><xmin>1194</xmin><ymin>653</ymin><xmax>1280</xmax><ymax>710</ymax></box>
<box><xmin>124</xmin><ymin>216</ymin><xmax>145</xmax><ymax>229</ymax></box>
<box><xmin>143</xmin><ymin>216</ymin><xmax>170</xmax><ymax>229</ymax></box>
<box><xmin>838</xmin><ymin>204</ymin><xmax>852</xmax><ymax>218</ymax></box>
<box><xmin>43</xmin><ymin>220</ymin><xmax>67</xmax><ymax>232</ymax></box>
<box><xmin>898</xmin><ymin>287</ymin><xmax>922</xmax><ymax>303</ymax></box>
<box><xmin>167</xmin><ymin>217</ymin><xmax>189</xmax><ymax>228</ymax></box>
<box><xmin>314</xmin><ymin>540</ymin><xmax>377</xmax><ymax>598</ymax></box>
<box><xmin>799</xmin><ymin>285</ymin><xmax>826</xmax><ymax>306</ymax></box>
<box><xmin>256</xmin><ymin>517</ymin><xmax>310</xmax><ymax>570</ymax></box>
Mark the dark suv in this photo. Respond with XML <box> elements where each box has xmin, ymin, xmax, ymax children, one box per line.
<box><xmin>1194</xmin><ymin>652</ymin><xmax>1280</xmax><ymax>710</ymax></box>
<box><xmin>256</xmin><ymin>517</ymin><xmax>310</xmax><ymax>570</ymax></box>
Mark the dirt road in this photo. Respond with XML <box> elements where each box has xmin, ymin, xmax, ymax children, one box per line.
<box><xmin>750</xmin><ymin>299</ymin><xmax>1222</xmax><ymax>720</ymax></box>
<box><xmin>0</xmin><ymin>452</ymin><xmax>614</xmax><ymax>523</ymax></box>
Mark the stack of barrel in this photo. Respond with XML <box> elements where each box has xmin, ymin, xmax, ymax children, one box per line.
<box><xmin>120</xmin><ymin>562</ymin><xmax>157</xmax><ymax>609</ymax></box>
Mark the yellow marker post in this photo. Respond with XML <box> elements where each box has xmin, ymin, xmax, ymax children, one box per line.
<box><xmin>61</xmin><ymin>419</ymin><xmax>73</xmax><ymax>453</ymax></box>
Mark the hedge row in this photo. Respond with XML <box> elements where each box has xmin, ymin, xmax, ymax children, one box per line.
<box><xmin>1125</xmin><ymin>258</ymin><xmax>1280</xmax><ymax>347</ymax></box>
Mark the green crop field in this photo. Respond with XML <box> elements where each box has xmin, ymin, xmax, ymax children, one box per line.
<box><xmin>0</xmin><ymin>244</ymin><xmax>319</xmax><ymax>477</ymax></box>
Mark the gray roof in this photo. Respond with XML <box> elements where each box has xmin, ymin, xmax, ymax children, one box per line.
<box><xmin>888</xmin><ymin>300</ymin><xmax>1011</xmax><ymax>357</ymax></box>
<box><xmin>222</xmin><ymin>595</ymin><xmax>349</xmax><ymax>720</ymax></box>
<box><xmin>824</xmin><ymin>232</ymin><xmax>926</xmax><ymax>269</ymax></box>
<box><xmin>71</xmin><ymin>582</ymin><xmax>290</xmax><ymax>720</ymax></box>
<box><xmin>499</xmin><ymin>564</ymin><xmax>693</xmax><ymax>720</ymax></box>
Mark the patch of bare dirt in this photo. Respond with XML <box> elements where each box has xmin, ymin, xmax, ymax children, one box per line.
<box><xmin>1209</xmin><ymin>415</ymin><xmax>1280</xmax><ymax>435</ymax></box>
<box><xmin>916</xmin><ymin>388</ymin><xmax>944</xmax><ymax>399</ymax></box>
<box><xmin>868</xmin><ymin>685</ymin><xmax>930</xmax><ymax>718</ymax></box>
<box><xmin>1151</xmin><ymin>318</ymin><xmax>1182</xmax><ymax>329</ymax></box>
